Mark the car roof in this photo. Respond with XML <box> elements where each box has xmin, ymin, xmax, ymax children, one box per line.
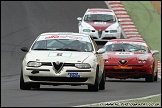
<box><xmin>108</xmin><ymin>39</ymin><xmax>146</xmax><ymax>43</ymax></box>
<box><xmin>87</xmin><ymin>8</ymin><xmax>112</xmax><ymax>12</ymax></box>
<box><xmin>85</xmin><ymin>8</ymin><xmax>114</xmax><ymax>15</ymax></box>
<box><xmin>40</xmin><ymin>32</ymin><xmax>90</xmax><ymax>37</ymax></box>
<box><xmin>104</xmin><ymin>39</ymin><xmax>149</xmax><ymax>47</ymax></box>
<box><xmin>36</xmin><ymin>32</ymin><xmax>92</xmax><ymax>42</ymax></box>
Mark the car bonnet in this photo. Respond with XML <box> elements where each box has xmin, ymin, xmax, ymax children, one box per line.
<box><xmin>105</xmin><ymin>51</ymin><xmax>151</xmax><ymax>61</ymax></box>
<box><xmin>84</xmin><ymin>21</ymin><xmax>116</xmax><ymax>30</ymax></box>
<box><xmin>25</xmin><ymin>51</ymin><xmax>93</xmax><ymax>63</ymax></box>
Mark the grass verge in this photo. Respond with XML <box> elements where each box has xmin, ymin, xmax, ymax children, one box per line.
<box><xmin>122</xmin><ymin>1</ymin><xmax>161</xmax><ymax>62</ymax></box>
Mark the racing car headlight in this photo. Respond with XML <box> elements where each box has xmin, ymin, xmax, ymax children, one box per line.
<box><xmin>138</xmin><ymin>60</ymin><xmax>146</xmax><ymax>63</ymax></box>
<box><xmin>75</xmin><ymin>63</ymin><xmax>91</xmax><ymax>69</ymax></box>
<box><xmin>27</xmin><ymin>61</ymin><xmax>42</xmax><ymax>67</ymax></box>
<box><xmin>83</xmin><ymin>29</ymin><xmax>90</xmax><ymax>32</ymax></box>
<box><xmin>110</xmin><ymin>30</ymin><xmax>117</xmax><ymax>33</ymax></box>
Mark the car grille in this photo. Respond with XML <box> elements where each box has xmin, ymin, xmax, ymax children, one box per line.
<box><xmin>41</xmin><ymin>62</ymin><xmax>52</xmax><ymax>66</ymax></box>
<box><xmin>98</xmin><ymin>30</ymin><xmax>102</xmax><ymax>38</ymax></box>
<box><xmin>110</xmin><ymin>69</ymin><xmax>146</xmax><ymax>73</ymax></box>
<box><xmin>111</xmin><ymin>69</ymin><xmax>136</xmax><ymax>72</ymax></box>
<box><xmin>92</xmin><ymin>37</ymin><xmax>98</xmax><ymax>39</ymax></box>
<box><xmin>29</xmin><ymin>76</ymin><xmax>88</xmax><ymax>82</ymax></box>
<box><xmin>52</xmin><ymin>62</ymin><xmax>75</xmax><ymax>73</ymax></box>
<box><xmin>102</xmin><ymin>37</ymin><xmax>116</xmax><ymax>40</ymax></box>
<box><xmin>53</xmin><ymin>62</ymin><xmax>64</xmax><ymax>72</ymax></box>
<box><xmin>40</xmin><ymin>62</ymin><xmax>75</xmax><ymax>66</ymax></box>
<box><xmin>119</xmin><ymin>60</ymin><xmax>127</xmax><ymax>65</ymax></box>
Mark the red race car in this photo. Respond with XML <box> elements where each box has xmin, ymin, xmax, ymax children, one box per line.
<box><xmin>102</xmin><ymin>39</ymin><xmax>159</xmax><ymax>82</ymax></box>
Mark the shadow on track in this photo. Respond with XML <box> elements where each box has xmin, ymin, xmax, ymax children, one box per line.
<box><xmin>106</xmin><ymin>78</ymin><xmax>161</xmax><ymax>83</ymax></box>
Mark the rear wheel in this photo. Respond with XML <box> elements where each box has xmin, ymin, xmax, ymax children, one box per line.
<box><xmin>99</xmin><ymin>70</ymin><xmax>105</xmax><ymax>90</ymax></box>
<box><xmin>88</xmin><ymin>67</ymin><xmax>99</xmax><ymax>92</ymax></box>
<box><xmin>20</xmin><ymin>70</ymin><xmax>31</xmax><ymax>90</ymax></box>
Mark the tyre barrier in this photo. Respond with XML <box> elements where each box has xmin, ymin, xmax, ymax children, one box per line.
<box><xmin>107</xmin><ymin>1</ymin><xmax>161</xmax><ymax>79</ymax></box>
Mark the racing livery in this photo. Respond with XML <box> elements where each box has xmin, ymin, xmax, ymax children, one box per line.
<box><xmin>20</xmin><ymin>32</ymin><xmax>106</xmax><ymax>91</ymax></box>
<box><xmin>77</xmin><ymin>8</ymin><xmax>121</xmax><ymax>42</ymax></box>
<box><xmin>102</xmin><ymin>39</ymin><xmax>159</xmax><ymax>82</ymax></box>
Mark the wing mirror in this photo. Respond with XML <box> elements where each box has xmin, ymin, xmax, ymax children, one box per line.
<box><xmin>21</xmin><ymin>47</ymin><xmax>29</xmax><ymax>52</ymax></box>
<box><xmin>118</xmin><ymin>19</ymin><xmax>121</xmax><ymax>22</ymax></box>
<box><xmin>96</xmin><ymin>48</ymin><xmax>106</xmax><ymax>54</ymax></box>
<box><xmin>77</xmin><ymin>17</ymin><xmax>82</xmax><ymax>21</ymax></box>
<box><xmin>152</xmin><ymin>50</ymin><xmax>159</xmax><ymax>55</ymax></box>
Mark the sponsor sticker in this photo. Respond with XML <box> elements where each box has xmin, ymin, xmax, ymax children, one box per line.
<box><xmin>114</xmin><ymin>66</ymin><xmax>132</xmax><ymax>69</ymax></box>
<box><xmin>115</xmin><ymin>52</ymin><xmax>133</xmax><ymax>55</ymax></box>
<box><xmin>48</xmin><ymin>52</ymin><xmax>72</xmax><ymax>57</ymax></box>
<box><xmin>45</xmin><ymin>35</ymin><xmax>82</xmax><ymax>40</ymax></box>
<box><xmin>38</xmin><ymin>35</ymin><xmax>91</xmax><ymax>42</ymax></box>
<box><xmin>94</xmin><ymin>22</ymin><xmax>106</xmax><ymax>25</ymax></box>
<box><xmin>119</xmin><ymin>55</ymin><xmax>129</xmax><ymax>58</ymax></box>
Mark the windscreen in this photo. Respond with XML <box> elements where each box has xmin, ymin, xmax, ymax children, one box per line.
<box><xmin>31</xmin><ymin>35</ymin><xmax>94</xmax><ymax>52</ymax></box>
<box><xmin>104</xmin><ymin>43</ymin><xmax>150</xmax><ymax>53</ymax></box>
<box><xmin>84</xmin><ymin>14</ymin><xmax>116</xmax><ymax>22</ymax></box>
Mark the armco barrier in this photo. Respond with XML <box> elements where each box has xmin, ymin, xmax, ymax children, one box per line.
<box><xmin>107</xmin><ymin>1</ymin><xmax>161</xmax><ymax>79</ymax></box>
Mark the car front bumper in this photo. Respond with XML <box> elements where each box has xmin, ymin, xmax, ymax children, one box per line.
<box><xmin>82</xmin><ymin>30</ymin><xmax>120</xmax><ymax>41</ymax></box>
<box><xmin>104</xmin><ymin>65</ymin><xmax>152</xmax><ymax>79</ymax></box>
<box><xmin>22</xmin><ymin>66</ymin><xmax>96</xmax><ymax>85</ymax></box>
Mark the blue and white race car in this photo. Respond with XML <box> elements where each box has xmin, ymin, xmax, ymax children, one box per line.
<box><xmin>20</xmin><ymin>32</ymin><xmax>106</xmax><ymax>91</ymax></box>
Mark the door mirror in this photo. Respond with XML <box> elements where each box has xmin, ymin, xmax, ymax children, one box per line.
<box><xmin>77</xmin><ymin>17</ymin><xmax>82</xmax><ymax>21</ymax></box>
<box><xmin>96</xmin><ymin>48</ymin><xmax>106</xmax><ymax>54</ymax></box>
<box><xmin>21</xmin><ymin>47</ymin><xmax>29</xmax><ymax>52</ymax></box>
<box><xmin>152</xmin><ymin>50</ymin><xmax>159</xmax><ymax>55</ymax></box>
<box><xmin>118</xmin><ymin>19</ymin><xmax>121</xmax><ymax>22</ymax></box>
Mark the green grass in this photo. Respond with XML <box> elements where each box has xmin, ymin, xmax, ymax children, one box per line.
<box><xmin>126</xmin><ymin>95</ymin><xmax>161</xmax><ymax>103</ymax></box>
<box><xmin>121</xmin><ymin>1</ymin><xmax>161</xmax><ymax>62</ymax></box>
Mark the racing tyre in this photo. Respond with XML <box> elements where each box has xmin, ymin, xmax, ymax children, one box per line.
<box><xmin>88</xmin><ymin>67</ymin><xmax>99</xmax><ymax>92</ymax></box>
<box><xmin>20</xmin><ymin>70</ymin><xmax>31</xmax><ymax>90</ymax></box>
<box><xmin>154</xmin><ymin>72</ymin><xmax>158</xmax><ymax>81</ymax></box>
<box><xmin>99</xmin><ymin>70</ymin><xmax>105</xmax><ymax>90</ymax></box>
<box><xmin>145</xmin><ymin>69</ymin><xmax>154</xmax><ymax>82</ymax></box>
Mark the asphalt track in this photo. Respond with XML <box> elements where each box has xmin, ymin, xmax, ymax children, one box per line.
<box><xmin>1</xmin><ymin>1</ymin><xmax>161</xmax><ymax>107</ymax></box>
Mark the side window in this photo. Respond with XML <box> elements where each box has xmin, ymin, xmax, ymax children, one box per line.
<box><xmin>105</xmin><ymin>44</ymin><xmax>112</xmax><ymax>51</ymax></box>
<box><xmin>90</xmin><ymin>36</ymin><xmax>98</xmax><ymax>51</ymax></box>
<box><xmin>32</xmin><ymin>40</ymin><xmax>47</xmax><ymax>49</ymax></box>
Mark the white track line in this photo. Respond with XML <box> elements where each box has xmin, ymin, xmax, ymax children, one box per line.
<box><xmin>73</xmin><ymin>94</ymin><xmax>161</xmax><ymax>107</ymax></box>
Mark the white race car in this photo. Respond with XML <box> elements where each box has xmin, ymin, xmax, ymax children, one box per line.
<box><xmin>77</xmin><ymin>8</ymin><xmax>122</xmax><ymax>42</ymax></box>
<box><xmin>20</xmin><ymin>32</ymin><xmax>106</xmax><ymax>91</ymax></box>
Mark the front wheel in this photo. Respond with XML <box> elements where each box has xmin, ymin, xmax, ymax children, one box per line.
<box><xmin>154</xmin><ymin>72</ymin><xmax>158</xmax><ymax>81</ymax></box>
<box><xmin>145</xmin><ymin>69</ymin><xmax>154</xmax><ymax>82</ymax></box>
<box><xmin>99</xmin><ymin>70</ymin><xmax>105</xmax><ymax>90</ymax></box>
<box><xmin>20</xmin><ymin>69</ymin><xmax>31</xmax><ymax>90</ymax></box>
<box><xmin>88</xmin><ymin>67</ymin><xmax>99</xmax><ymax>92</ymax></box>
